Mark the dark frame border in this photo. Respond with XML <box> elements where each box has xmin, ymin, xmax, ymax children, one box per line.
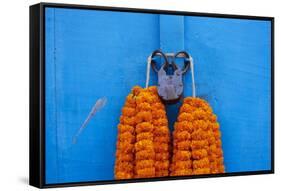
<box><xmin>29</xmin><ymin>2</ymin><xmax>275</xmax><ymax>188</ymax></box>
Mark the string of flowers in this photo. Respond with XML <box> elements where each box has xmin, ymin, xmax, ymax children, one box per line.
<box><xmin>134</xmin><ymin>86</ymin><xmax>156</xmax><ymax>178</ymax></box>
<box><xmin>208</xmin><ymin>118</ymin><xmax>225</xmax><ymax>173</ymax></box>
<box><xmin>114</xmin><ymin>91</ymin><xmax>137</xmax><ymax>179</ymax></box>
<box><xmin>149</xmin><ymin>86</ymin><xmax>170</xmax><ymax>177</ymax></box>
<box><xmin>170</xmin><ymin>99</ymin><xmax>193</xmax><ymax>176</ymax></box>
<box><xmin>115</xmin><ymin>86</ymin><xmax>224</xmax><ymax>178</ymax></box>
<box><xmin>171</xmin><ymin>97</ymin><xmax>225</xmax><ymax>175</ymax></box>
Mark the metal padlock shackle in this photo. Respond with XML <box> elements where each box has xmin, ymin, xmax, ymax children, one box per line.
<box><xmin>151</xmin><ymin>50</ymin><xmax>190</xmax><ymax>75</ymax></box>
<box><xmin>173</xmin><ymin>51</ymin><xmax>191</xmax><ymax>74</ymax></box>
<box><xmin>150</xmin><ymin>50</ymin><xmax>175</xmax><ymax>72</ymax></box>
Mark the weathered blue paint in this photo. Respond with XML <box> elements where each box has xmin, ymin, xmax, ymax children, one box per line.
<box><xmin>160</xmin><ymin>15</ymin><xmax>185</xmax><ymax>52</ymax></box>
<box><xmin>184</xmin><ymin>17</ymin><xmax>271</xmax><ymax>173</ymax></box>
<box><xmin>45</xmin><ymin>7</ymin><xmax>271</xmax><ymax>184</ymax></box>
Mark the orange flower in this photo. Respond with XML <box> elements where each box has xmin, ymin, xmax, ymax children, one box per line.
<box><xmin>135</xmin><ymin>150</ymin><xmax>155</xmax><ymax>160</ymax></box>
<box><xmin>136</xmin><ymin>159</ymin><xmax>154</xmax><ymax>169</ymax></box>
<box><xmin>135</xmin><ymin>140</ymin><xmax>154</xmax><ymax>152</ymax></box>
<box><xmin>122</xmin><ymin>107</ymin><xmax>136</xmax><ymax>117</ymax></box>
<box><xmin>135</xmin><ymin>168</ymin><xmax>155</xmax><ymax>178</ymax></box>
<box><xmin>136</xmin><ymin>132</ymin><xmax>154</xmax><ymax>141</ymax></box>
<box><xmin>155</xmin><ymin>153</ymin><xmax>170</xmax><ymax>161</ymax></box>
<box><xmin>135</xmin><ymin>122</ymin><xmax>154</xmax><ymax>133</ymax></box>
<box><xmin>118</xmin><ymin>132</ymin><xmax>135</xmax><ymax>143</ymax></box>
<box><xmin>173</xmin><ymin>151</ymin><xmax>192</xmax><ymax>160</ymax></box>
<box><xmin>118</xmin><ymin>124</ymin><xmax>134</xmax><ymax>134</ymax></box>
<box><xmin>152</xmin><ymin>118</ymin><xmax>168</xmax><ymax>126</ymax></box>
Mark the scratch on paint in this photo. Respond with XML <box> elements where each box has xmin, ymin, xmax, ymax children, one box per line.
<box><xmin>72</xmin><ymin>97</ymin><xmax>107</xmax><ymax>144</ymax></box>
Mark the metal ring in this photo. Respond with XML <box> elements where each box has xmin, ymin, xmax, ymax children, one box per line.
<box><xmin>150</xmin><ymin>50</ymin><xmax>169</xmax><ymax>72</ymax></box>
<box><xmin>174</xmin><ymin>51</ymin><xmax>191</xmax><ymax>74</ymax></box>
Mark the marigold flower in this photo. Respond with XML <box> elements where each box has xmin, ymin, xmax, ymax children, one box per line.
<box><xmin>154</xmin><ymin>143</ymin><xmax>169</xmax><ymax>152</ymax></box>
<box><xmin>152</xmin><ymin>102</ymin><xmax>165</xmax><ymax>110</ymax></box>
<box><xmin>135</xmin><ymin>111</ymin><xmax>153</xmax><ymax>123</ymax></box>
<box><xmin>155</xmin><ymin>161</ymin><xmax>169</xmax><ymax>170</ymax></box>
<box><xmin>171</xmin><ymin>169</ymin><xmax>193</xmax><ymax>176</ymax></box>
<box><xmin>115</xmin><ymin>172</ymin><xmax>133</xmax><ymax>179</ymax></box>
<box><xmin>154</xmin><ymin>136</ymin><xmax>170</xmax><ymax>143</ymax></box>
<box><xmin>190</xmin><ymin>140</ymin><xmax>209</xmax><ymax>150</ymax></box>
<box><xmin>115</xmin><ymin>154</ymin><xmax>134</xmax><ymax>162</ymax></box>
<box><xmin>193</xmin><ymin>168</ymin><xmax>210</xmax><ymax>175</ymax></box>
<box><xmin>193</xmin><ymin>109</ymin><xmax>208</xmax><ymax>120</ymax></box>
<box><xmin>147</xmin><ymin>86</ymin><xmax>158</xmax><ymax>93</ymax></box>
<box><xmin>191</xmin><ymin>129</ymin><xmax>208</xmax><ymax>140</ymax></box>
<box><xmin>173</xmin><ymin>161</ymin><xmax>193</xmax><ymax>170</ymax></box>
<box><xmin>152</xmin><ymin>118</ymin><xmax>168</xmax><ymax>126</ymax></box>
<box><xmin>115</xmin><ymin>162</ymin><xmax>134</xmax><ymax>173</ymax></box>
<box><xmin>174</xmin><ymin>121</ymin><xmax>193</xmax><ymax>132</ymax></box>
<box><xmin>151</xmin><ymin>109</ymin><xmax>166</xmax><ymax>118</ymax></box>
<box><xmin>218</xmin><ymin>165</ymin><xmax>225</xmax><ymax>173</ymax></box>
<box><xmin>119</xmin><ymin>116</ymin><xmax>136</xmax><ymax>126</ymax></box>
<box><xmin>173</xmin><ymin>131</ymin><xmax>191</xmax><ymax>141</ymax></box>
<box><xmin>136</xmin><ymin>159</ymin><xmax>154</xmax><ymax>169</ymax></box>
<box><xmin>137</xmin><ymin>102</ymin><xmax>152</xmax><ymax>111</ymax></box>
<box><xmin>135</xmin><ymin>150</ymin><xmax>155</xmax><ymax>160</ymax></box>
<box><xmin>135</xmin><ymin>168</ymin><xmax>155</xmax><ymax>178</ymax></box>
<box><xmin>155</xmin><ymin>153</ymin><xmax>170</xmax><ymax>161</ymax></box>
<box><xmin>214</xmin><ymin>131</ymin><xmax>221</xmax><ymax>139</ymax></box>
<box><xmin>208</xmin><ymin>136</ymin><xmax>216</xmax><ymax>145</ymax></box>
<box><xmin>192</xmin><ymin>149</ymin><xmax>208</xmax><ymax>159</ymax></box>
<box><xmin>179</xmin><ymin>104</ymin><xmax>194</xmax><ymax>113</ymax></box>
<box><xmin>118</xmin><ymin>124</ymin><xmax>134</xmax><ymax>134</ymax></box>
<box><xmin>156</xmin><ymin>171</ymin><xmax>169</xmax><ymax>177</ymax></box>
<box><xmin>154</xmin><ymin>126</ymin><xmax>169</xmax><ymax>136</ymax></box>
<box><xmin>193</xmin><ymin>120</ymin><xmax>209</xmax><ymax>130</ymax></box>
<box><xmin>135</xmin><ymin>140</ymin><xmax>154</xmax><ymax>151</ymax></box>
<box><xmin>116</xmin><ymin>142</ymin><xmax>134</xmax><ymax>154</ymax></box>
<box><xmin>135</xmin><ymin>122</ymin><xmax>153</xmax><ymax>133</ymax></box>
<box><xmin>136</xmin><ymin>132</ymin><xmax>154</xmax><ymax>141</ymax></box>
<box><xmin>174</xmin><ymin>141</ymin><xmax>191</xmax><ymax>150</ymax></box>
<box><xmin>178</xmin><ymin>112</ymin><xmax>194</xmax><ymax>122</ymax></box>
<box><xmin>193</xmin><ymin>157</ymin><xmax>210</xmax><ymax>169</ymax></box>
<box><xmin>126</xmin><ymin>94</ymin><xmax>135</xmax><ymax>104</ymax></box>
<box><xmin>118</xmin><ymin>132</ymin><xmax>135</xmax><ymax>143</ymax></box>
<box><xmin>132</xmin><ymin>86</ymin><xmax>142</xmax><ymax>96</ymax></box>
<box><xmin>122</xmin><ymin>107</ymin><xmax>136</xmax><ymax>117</ymax></box>
<box><xmin>210</xmin><ymin>114</ymin><xmax>217</xmax><ymax>122</ymax></box>
<box><xmin>173</xmin><ymin>151</ymin><xmax>192</xmax><ymax>160</ymax></box>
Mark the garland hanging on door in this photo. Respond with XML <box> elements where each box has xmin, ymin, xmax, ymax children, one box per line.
<box><xmin>114</xmin><ymin>86</ymin><xmax>171</xmax><ymax>179</ymax></box>
<box><xmin>114</xmin><ymin>50</ymin><xmax>224</xmax><ymax>179</ymax></box>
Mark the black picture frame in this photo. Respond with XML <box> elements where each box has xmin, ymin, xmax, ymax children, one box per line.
<box><xmin>29</xmin><ymin>2</ymin><xmax>275</xmax><ymax>188</ymax></box>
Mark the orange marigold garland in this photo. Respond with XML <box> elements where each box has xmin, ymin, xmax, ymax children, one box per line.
<box><xmin>114</xmin><ymin>92</ymin><xmax>137</xmax><ymax>179</ymax></box>
<box><xmin>149</xmin><ymin>86</ymin><xmax>170</xmax><ymax>177</ymax></box>
<box><xmin>134</xmin><ymin>87</ymin><xmax>156</xmax><ymax>178</ymax></box>
<box><xmin>171</xmin><ymin>97</ymin><xmax>225</xmax><ymax>175</ymax></box>
<box><xmin>115</xmin><ymin>86</ymin><xmax>170</xmax><ymax>179</ymax></box>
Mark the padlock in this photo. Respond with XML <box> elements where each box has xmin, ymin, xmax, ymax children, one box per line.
<box><xmin>151</xmin><ymin>50</ymin><xmax>190</xmax><ymax>104</ymax></box>
<box><xmin>157</xmin><ymin>64</ymin><xmax>183</xmax><ymax>104</ymax></box>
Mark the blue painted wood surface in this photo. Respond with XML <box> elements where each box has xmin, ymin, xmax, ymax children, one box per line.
<box><xmin>45</xmin><ymin>8</ymin><xmax>271</xmax><ymax>184</ymax></box>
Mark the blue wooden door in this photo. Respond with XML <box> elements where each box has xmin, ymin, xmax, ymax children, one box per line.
<box><xmin>45</xmin><ymin>7</ymin><xmax>271</xmax><ymax>184</ymax></box>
